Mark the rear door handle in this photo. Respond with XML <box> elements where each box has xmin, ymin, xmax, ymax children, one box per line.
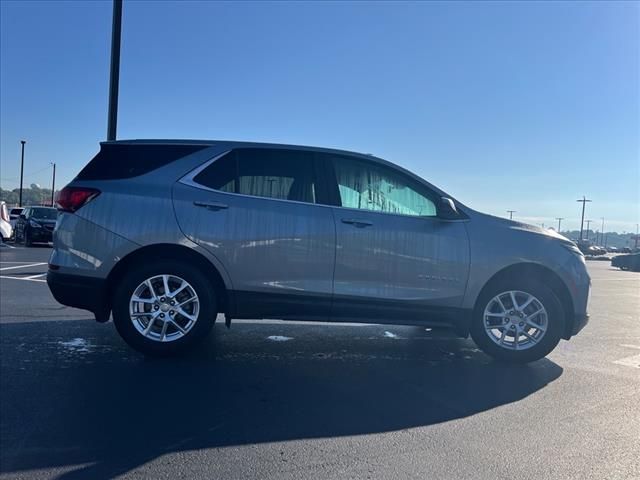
<box><xmin>341</xmin><ymin>218</ymin><xmax>373</xmax><ymax>228</ymax></box>
<box><xmin>193</xmin><ymin>201</ymin><xmax>229</xmax><ymax>211</ymax></box>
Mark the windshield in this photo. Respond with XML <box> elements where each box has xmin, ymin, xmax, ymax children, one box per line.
<box><xmin>31</xmin><ymin>208</ymin><xmax>57</xmax><ymax>220</ymax></box>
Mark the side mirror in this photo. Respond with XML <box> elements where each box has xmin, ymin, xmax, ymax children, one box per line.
<box><xmin>438</xmin><ymin>197</ymin><xmax>460</xmax><ymax>220</ymax></box>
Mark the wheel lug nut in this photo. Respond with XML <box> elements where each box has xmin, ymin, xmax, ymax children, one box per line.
<box><xmin>170</xmin><ymin>301</ymin><xmax>175</xmax><ymax>306</ymax></box>
<box><xmin>170</xmin><ymin>310</ymin><xmax>174</xmax><ymax>315</ymax></box>
<box><xmin>154</xmin><ymin>305</ymin><xmax>159</xmax><ymax>310</ymax></box>
<box><xmin>160</xmin><ymin>297</ymin><xmax>165</xmax><ymax>302</ymax></box>
<box><xmin>519</xmin><ymin>322</ymin><xmax>524</xmax><ymax>327</ymax></box>
<box><xmin>160</xmin><ymin>313</ymin><xmax>165</xmax><ymax>318</ymax></box>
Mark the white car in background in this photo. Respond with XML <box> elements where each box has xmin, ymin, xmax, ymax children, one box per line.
<box><xmin>0</xmin><ymin>201</ymin><xmax>13</xmax><ymax>241</ymax></box>
<box><xmin>9</xmin><ymin>207</ymin><xmax>23</xmax><ymax>229</ymax></box>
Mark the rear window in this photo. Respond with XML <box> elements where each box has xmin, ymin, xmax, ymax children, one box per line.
<box><xmin>30</xmin><ymin>208</ymin><xmax>58</xmax><ymax>220</ymax></box>
<box><xmin>76</xmin><ymin>143</ymin><xmax>210</xmax><ymax>180</ymax></box>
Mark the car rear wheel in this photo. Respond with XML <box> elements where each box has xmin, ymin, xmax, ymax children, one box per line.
<box><xmin>112</xmin><ymin>261</ymin><xmax>217</xmax><ymax>356</ymax></box>
<box><xmin>470</xmin><ymin>279</ymin><xmax>565</xmax><ymax>363</ymax></box>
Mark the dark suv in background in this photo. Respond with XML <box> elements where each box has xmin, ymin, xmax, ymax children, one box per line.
<box><xmin>14</xmin><ymin>206</ymin><xmax>58</xmax><ymax>246</ymax></box>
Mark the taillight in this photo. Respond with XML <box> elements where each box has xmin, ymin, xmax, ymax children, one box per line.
<box><xmin>56</xmin><ymin>186</ymin><xmax>101</xmax><ymax>213</ymax></box>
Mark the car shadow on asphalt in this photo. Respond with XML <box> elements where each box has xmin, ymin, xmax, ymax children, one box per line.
<box><xmin>0</xmin><ymin>320</ymin><xmax>563</xmax><ymax>479</ymax></box>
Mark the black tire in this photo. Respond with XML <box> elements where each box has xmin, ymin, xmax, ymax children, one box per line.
<box><xmin>470</xmin><ymin>278</ymin><xmax>565</xmax><ymax>363</ymax></box>
<box><xmin>23</xmin><ymin>229</ymin><xmax>32</xmax><ymax>247</ymax></box>
<box><xmin>112</xmin><ymin>260</ymin><xmax>217</xmax><ymax>356</ymax></box>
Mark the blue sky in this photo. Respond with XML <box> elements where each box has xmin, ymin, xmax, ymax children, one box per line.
<box><xmin>1</xmin><ymin>0</ymin><xmax>638</xmax><ymax>232</ymax></box>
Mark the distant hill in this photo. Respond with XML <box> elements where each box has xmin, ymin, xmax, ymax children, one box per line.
<box><xmin>559</xmin><ymin>230</ymin><xmax>637</xmax><ymax>249</ymax></box>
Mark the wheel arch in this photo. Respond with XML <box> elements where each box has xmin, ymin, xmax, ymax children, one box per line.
<box><xmin>474</xmin><ymin>262</ymin><xmax>575</xmax><ymax>340</ymax></box>
<box><xmin>105</xmin><ymin>243</ymin><xmax>231</xmax><ymax>315</ymax></box>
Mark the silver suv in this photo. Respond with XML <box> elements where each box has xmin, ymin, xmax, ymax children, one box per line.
<box><xmin>47</xmin><ymin>140</ymin><xmax>590</xmax><ymax>362</ymax></box>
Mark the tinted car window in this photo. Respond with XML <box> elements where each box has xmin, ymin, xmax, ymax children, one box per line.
<box><xmin>332</xmin><ymin>156</ymin><xmax>437</xmax><ymax>217</ymax></box>
<box><xmin>77</xmin><ymin>143</ymin><xmax>209</xmax><ymax>180</ymax></box>
<box><xmin>31</xmin><ymin>208</ymin><xmax>57</xmax><ymax>220</ymax></box>
<box><xmin>193</xmin><ymin>149</ymin><xmax>316</xmax><ymax>203</ymax></box>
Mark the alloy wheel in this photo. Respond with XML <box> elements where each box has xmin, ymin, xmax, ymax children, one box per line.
<box><xmin>129</xmin><ymin>274</ymin><xmax>200</xmax><ymax>342</ymax></box>
<box><xmin>483</xmin><ymin>290</ymin><xmax>548</xmax><ymax>351</ymax></box>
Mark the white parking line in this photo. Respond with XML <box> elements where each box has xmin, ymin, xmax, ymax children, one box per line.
<box><xmin>0</xmin><ymin>262</ymin><xmax>47</xmax><ymax>271</ymax></box>
<box><xmin>613</xmin><ymin>345</ymin><xmax>640</xmax><ymax>369</ymax></box>
<box><xmin>24</xmin><ymin>273</ymin><xmax>47</xmax><ymax>280</ymax></box>
<box><xmin>0</xmin><ymin>275</ymin><xmax>47</xmax><ymax>283</ymax></box>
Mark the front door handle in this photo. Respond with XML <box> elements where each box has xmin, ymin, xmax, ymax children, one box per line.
<box><xmin>341</xmin><ymin>218</ymin><xmax>373</xmax><ymax>228</ymax></box>
<box><xmin>193</xmin><ymin>201</ymin><xmax>229</xmax><ymax>211</ymax></box>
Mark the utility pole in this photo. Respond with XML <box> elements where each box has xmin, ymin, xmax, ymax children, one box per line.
<box><xmin>598</xmin><ymin>217</ymin><xmax>605</xmax><ymax>245</ymax></box>
<box><xmin>18</xmin><ymin>140</ymin><xmax>26</xmax><ymax>207</ymax></box>
<box><xmin>50</xmin><ymin>163</ymin><xmax>56</xmax><ymax>206</ymax></box>
<box><xmin>576</xmin><ymin>196</ymin><xmax>592</xmax><ymax>241</ymax></box>
<box><xmin>585</xmin><ymin>219</ymin><xmax>592</xmax><ymax>241</ymax></box>
<box><xmin>107</xmin><ymin>0</ymin><xmax>123</xmax><ymax>141</ymax></box>
<box><xmin>556</xmin><ymin>217</ymin><xmax>564</xmax><ymax>232</ymax></box>
<box><xmin>507</xmin><ymin>210</ymin><xmax>516</xmax><ymax>220</ymax></box>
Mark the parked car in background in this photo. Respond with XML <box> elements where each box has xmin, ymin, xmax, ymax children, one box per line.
<box><xmin>14</xmin><ymin>206</ymin><xmax>58</xmax><ymax>246</ymax></box>
<box><xmin>9</xmin><ymin>207</ymin><xmax>24</xmax><ymax>229</ymax></box>
<box><xmin>0</xmin><ymin>202</ymin><xmax>12</xmax><ymax>241</ymax></box>
<box><xmin>612</xmin><ymin>253</ymin><xmax>640</xmax><ymax>272</ymax></box>
<box><xmin>47</xmin><ymin>140</ymin><xmax>591</xmax><ymax>363</ymax></box>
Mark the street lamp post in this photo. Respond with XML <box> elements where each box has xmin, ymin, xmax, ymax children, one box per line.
<box><xmin>107</xmin><ymin>0</ymin><xmax>123</xmax><ymax>141</ymax></box>
<box><xmin>507</xmin><ymin>210</ymin><xmax>516</xmax><ymax>220</ymax></box>
<box><xmin>50</xmin><ymin>163</ymin><xmax>56</xmax><ymax>206</ymax></box>
<box><xmin>18</xmin><ymin>140</ymin><xmax>26</xmax><ymax>207</ymax></box>
<box><xmin>585</xmin><ymin>220</ymin><xmax>592</xmax><ymax>241</ymax></box>
<box><xmin>576</xmin><ymin>196</ymin><xmax>592</xmax><ymax>241</ymax></box>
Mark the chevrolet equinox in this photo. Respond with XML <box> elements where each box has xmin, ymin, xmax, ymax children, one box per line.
<box><xmin>47</xmin><ymin>140</ymin><xmax>590</xmax><ymax>362</ymax></box>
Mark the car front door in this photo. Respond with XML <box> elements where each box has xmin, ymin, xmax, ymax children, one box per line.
<box><xmin>322</xmin><ymin>153</ymin><xmax>470</xmax><ymax>323</ymax></box>
<box><xmin>173</xmin><ymin>147</ymin><xmax>336</xmax><ymax>320</ymax></box>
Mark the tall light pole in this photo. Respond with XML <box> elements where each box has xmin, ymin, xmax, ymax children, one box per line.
<box><xmin>599</xmin><ymin>217</ymin><xmax>604</xmax><ymax>245</ymax></box>
<box><xmin>576</xmin><ymin>196</ymin><xmax>592</xmax><ymax>241</ymax></box>
<box><xmin>107</xmin><ymin>0</ymin><xmax>123</xmax><ymax>141</ymax></box>
<box><xmin>556</xmin><ymin>217</ymin><xmax>564</xmax><ymax>232</ymax></box>
<box><xmin>585</xmin><ymin>219</ymin><xmax>592</xmax><ymax>241</ymax></box>
<box><xmin>507</xmin><ymin>210</ymin><xmax>516</xmax><ymax>220</ymax></box>
<box><xmin>50</xmin><ymin>163</ymin><xmax>56</xmax><ymax>206</ymax></box>
<box><xmin>18</xmin><ymin>140</ymin><xmax>26</xmax><ymax>207</ymax></box>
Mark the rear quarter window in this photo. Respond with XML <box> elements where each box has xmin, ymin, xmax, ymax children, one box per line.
<box><xmin>76</xmin><ymin>144</ymin><xmax>209</xmax><ymax>180</ymax></box>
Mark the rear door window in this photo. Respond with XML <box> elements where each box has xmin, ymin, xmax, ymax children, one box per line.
<box><xmin>193</xmin><ymin>148</ymin><xmax>317</xmax><ymax>204</ymax></box>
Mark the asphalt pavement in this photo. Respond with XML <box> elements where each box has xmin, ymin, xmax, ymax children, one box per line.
<box><xmin>0</xmin><ymin>245</ymin><xmax>638</xmax><ymax>480</ymax></box>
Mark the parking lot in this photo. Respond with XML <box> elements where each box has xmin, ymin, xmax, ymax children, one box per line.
<box><xmin>0</xmin><ymin>245</ymin><xmax>638</xmax><ymax>480</ymax></box>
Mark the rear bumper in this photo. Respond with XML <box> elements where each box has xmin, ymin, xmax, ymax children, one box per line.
<box><xmin>47</xmin><ymin>270</ymin><xmax>108</xmax><ymax>317</ymax></box>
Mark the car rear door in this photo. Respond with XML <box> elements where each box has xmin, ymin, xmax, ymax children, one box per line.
<box><xmin>321</xmin><ymin>153</ymin><xmax>470</xmax><ymax>323</ymax></box>
<box><xmin>173</xmin><ymin>147</ymin><xmax>336</xmax><ymax>320</ymax></box>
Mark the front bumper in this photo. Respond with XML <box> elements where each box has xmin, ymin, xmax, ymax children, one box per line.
<box><xmin>30</xmin><ymin>228</ymin><xmax>53</xmax><ymax>242</ymax></box>
<box><xmin>47</xmin><ymin>269</ymin><xmax>109</xmax><ymax>319</ymax></box>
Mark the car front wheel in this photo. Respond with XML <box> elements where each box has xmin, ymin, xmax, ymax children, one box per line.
<box><xmin>112</xmin><ymin>261</ymin><xmax>217</xmax><ymax>356</ymax></box>
<box><xmin>470</xmin><ymin>279</ymin><xmax>565</xmax><ymax>363</ymax></box>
